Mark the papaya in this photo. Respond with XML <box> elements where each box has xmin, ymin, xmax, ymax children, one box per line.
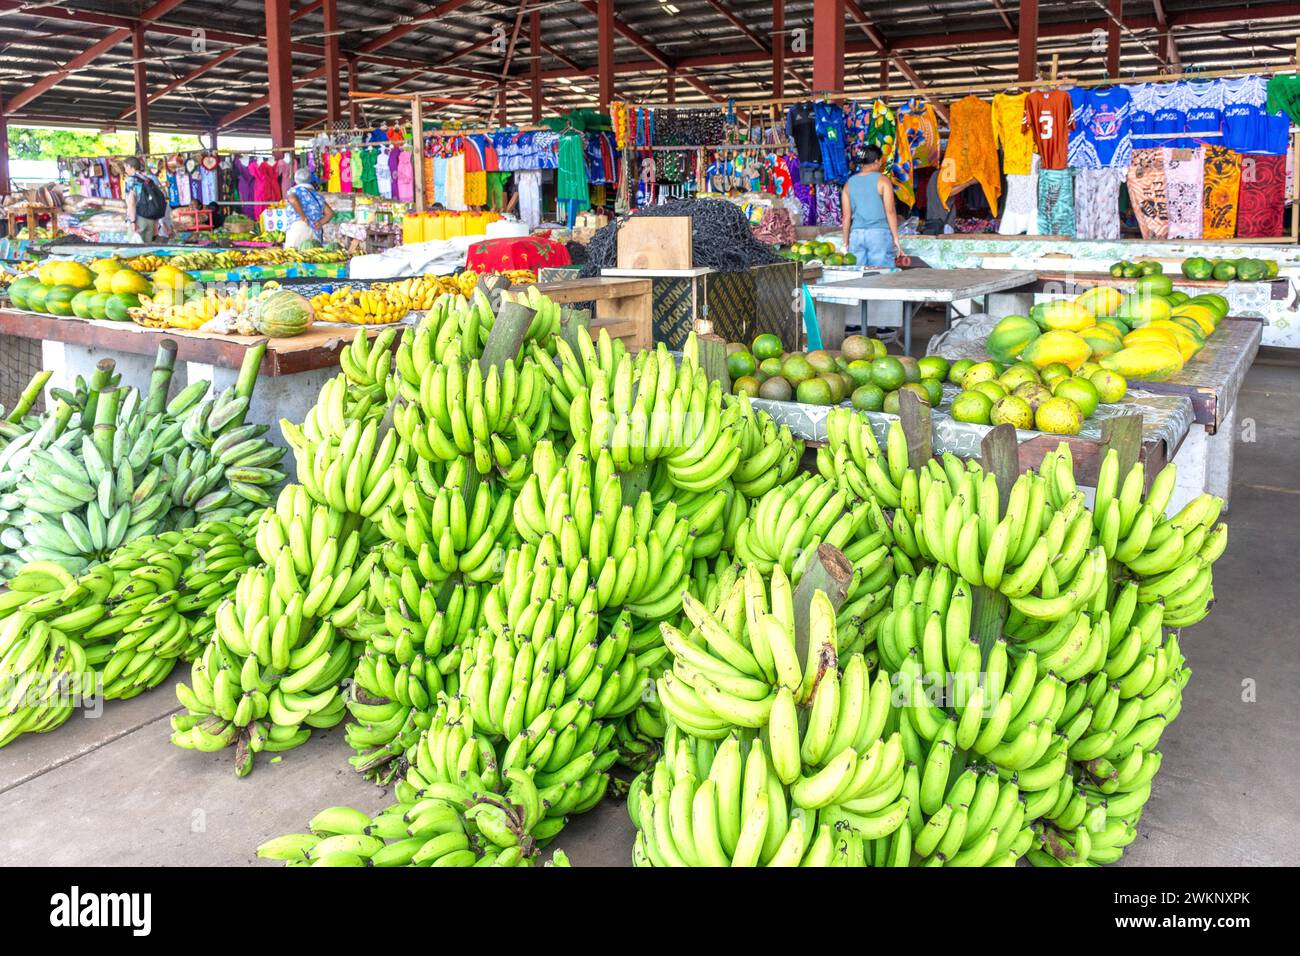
<box><xmin>87</xmin><ymin>292</ymin><xmax>111</xmax><ymax>321</ymax></box>
<box><xmin>1166</xmin><ymin>290</ymin><xmax>1190</xmax><ymax>306</ymax></box>
<box><xmin>1137</xmin><ymin>260</ymin><xmax>1164</xmax><ymax>276</ymax></box>
<box><xmin>1021</xmin><ymin>330</ymin><xmax>1092</xmax><ymax>370</ymax></box>
<box><xmin>1079</xmin><ymin>326</ymin><xmax>1123</xmax><ymax>361</ymax></box>
<box><xmin>1235</xmin><ymin>258</ymin><xmax>1267</xmax><ymax>282</ymax></box>
<box><xmin>1096</xmin><ymin>316</ymin><xmax>1130</xmax><ymax>336</ymax></box>
<box><xmin>43</xmin><ymin>285</ymin><xmax>79</xmax><ymax>316</ymax></box>
<box><xmin>1211</xmin><ymin>260</ymin><xmax>1237</xmax><ymax>281</ymax></box>
<box><xmin>1188</xmin><ymin>293</ymin><xmax>1228</xmax><ymax>321</ymax></box>
<box><xmin>987</xmin><ymin>314</ymin><xmax>1041</xmax><ymax>364</ymax></box>
<box><xmin>1147</xmin><ymin>320</ymin><xmax>1203</xmax><ymax>361</ymax></box>
<box><xmin>1028</xmin><ymin>301</ymin><xmax>1053</xmax><ymax>331</ymax></box>
<box><xmin>26</xmin><ymin>283</ymin><xmax>52</xmax><ymax>313</ymax></box>
<box><xmin>104</xmin><ymin>292</ymin><xmax>141</xmax><ymax>322</ymax></box>
<box><xmin>51</xmin><ymin>261</ymin><xmax>94</xmax><ymax>290</ymax></box>
<box><xmin>6</xmin><ymin>275</ymin><xmax>39</xmax><ymax>310</ymax></box>
<box><xmin>1181</xmin><ymin>256</ymin><xmax>1213</xmax><ymax>280</ymax></box>
<box><xmin>1041</xmin><ymin>299</ymin><xmax>1096</xmax><ymax>332</ymax></box>
<box><xmin>1123</xmin><ymin>326</ymin><xmax>1182</xmax><ymax>351</ymax></box>
<box><xmin>1135</xmin><ymin>273</ymin><xmax>1174</xmax><ymax>296</ymax></box>
<box><xmin>110</xmin><ymin>269</ymin><xmax>152</xmax><ymax>296</ymax></box>
<box><xmin>1115</xmin><ymin>291</ymin><xmax>1172</xmax><ymax>326</ymax></box>
<box><xmin>1170</xmin><ymin>304</ymin><xmax>1217</xmax><ymax>336</ymax></box>
<box><xmin>1102</xmin><ymin>343</ymin><xmax>1185</xmax><ymax>382</ymax></box>
<box><xmin>1074</xmin><ymin>286</ymin><xmax>1124</xmax><ymax>318</ymax></box>
<box><xmin>70</xmin><ymin>289</ymin><xmax>98</xmax><ymax>319</ymax></box>
<box><xmin>1265</xmin><ymin>260</ymin><xmax>1279</xmax><ymax>278</ymax></box>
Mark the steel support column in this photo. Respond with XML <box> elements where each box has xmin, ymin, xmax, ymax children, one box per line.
<box><xmin>1018</xmin><ymin>0</ymin><xmax>1038</xmax><ymax>81</ymax></box>
<box><xmin>265</xmin><ymin>0</ymin><xmax>295</xmax><ymax>148</ymax></box>
<box><xmin>597</xmin><ymin>0</ymin><xmax>615</xmax><ymax>110</ymax></box>
<box><xmin>666</xmin><ymin>73</ymin><xmax>676</xmax><ymax>104</ymax></box>
<box><xmin>529</xmin><ymin>10</ymin><xmax>542</xmax><ymax>122</ymax></box>
<box><xmin>772</xmin><ymin>0</ymin><xmax>785</xmax><ymax>99</ymax></box>
<box><xmin>812</xmin><ymin>0</ymin><xmax>844</xmax><ymax>93</ymax></box>
<box><xmin>132</xmin><ymin>26</ymin><xmax>150</xmax><ymax>153</ymax></box>
<box><xmin>0</xmin><ymin>102</ymin><xmax>9</xmax><ymax>195</ymax></box>
<box><xmin>1106</xmin><ymin>0</ymin><xmax>1122</xmax><ymax>76</ymax></box>
<box><xmin>323</xmin><ymin>0</ymin><xmax>342</xmax><ymax>121</ymax></box>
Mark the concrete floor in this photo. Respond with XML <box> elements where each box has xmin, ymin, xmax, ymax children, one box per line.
<box><xmin>2</xmin><ymin>361</ymin><xmax>1297</xmax><ymax>867</ymax></box>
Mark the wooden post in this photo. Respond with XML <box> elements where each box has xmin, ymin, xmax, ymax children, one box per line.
<box><xmin>899</xmin><ymin>388</ymin><xmax>932</xmax><ymax>470</ymax></box>
<box><xmin>695</xmin><ymin>332</ymin><xmax>732</xmax><ymax>392</ymax></box>
<box><xmin>1018</xmin><ymin>0</ymin><xmax>1039</xmax><ymax>82</ymax></box>
<box><xmin>264</xmin><ymin>0</ymin><xmax>295</xmax><ymax>150</ymax></box>
<box><xmin>812</xmin><ymin>0</ymin><xmax>845</xmax><ymax>93</ymax></box>
<box><xmin>980</xmin><ymin>424</ymin><xmax>1020</xmax><ymax>507</ymax></box>
<box><xmin>772</xmin><ymin>0</ymin><xmax>785</xmax><ymax>99</ymax></box>
<box><xmin>323</xmin><ymin>0</ymin><xmax>343</xmax><ymax>122</ymax></box>
<box><xmin>597</xmin><ymin>0</ymin><xmax>615</xmax><ymax>111</ymax></box>
<box><xmin>1105</xmin><ymin>0</ymin><xmax>1122</xmax><ymax>77</ymax></box>
<box><xmin>529</xmin><ymin>10</ymin><xmax>543</xmax><ymax>123</ymax></box>
<box><xmin>132</xmin><ymin>26</ymin><xmax>151</xmax><ymax>153</ymax></box>
<box><xmin>1100</xmin><ymin>412</ymin><xmax>1142</xmax><ymax>472</ymax></box>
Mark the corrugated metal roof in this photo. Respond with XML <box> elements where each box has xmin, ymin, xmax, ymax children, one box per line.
<box><xmin>0</xmin><ymin>0</ymin><xmax>1296</xmax><ymax>136</ymax></box>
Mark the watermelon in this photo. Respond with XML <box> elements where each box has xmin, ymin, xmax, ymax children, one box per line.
<box><xmin>104</xmin><ymin>292</ymin><xmax>141</xmax><ymax>322</ymax></box>
<box><xmin>7</xmin><ymin>275</ymin><xmax>39</xmax><ymax>310</ymax></box>
<box><xmin>254</xmin><ymin>290</ymin><xmax>314</xmax><ymax>337</ymax></box>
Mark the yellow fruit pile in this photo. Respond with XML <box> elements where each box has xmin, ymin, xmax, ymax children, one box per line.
<box><xmin>125</xmin><ymin>254</ymin><xmax>167</xmax><ymax>273</ymax></box>
<box><xmin>988</xmin><ymin>282</ymin><xmax>1229</xmax><ymax>383</ymax></box>
<box><xmin>131</xmin><ymin>288</ymin><xmax>254</xmax><ymax>331</ymax></box>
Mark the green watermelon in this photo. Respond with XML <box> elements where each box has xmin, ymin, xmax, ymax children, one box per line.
<box><xmin>104</xmin><ymin>292</ymin><xmax>141</xmax><ymax>322</ymax></box>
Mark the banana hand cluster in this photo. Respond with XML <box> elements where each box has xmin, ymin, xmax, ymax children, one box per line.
<box><xmin>132</xmin><ymin>289</ymin><xmax>254</xmax><ymax>331</ymax></box>
<box><xmin>260</xmin><ymin>697</ymin><xmax>569</xmax><ymax>867</ymax></box>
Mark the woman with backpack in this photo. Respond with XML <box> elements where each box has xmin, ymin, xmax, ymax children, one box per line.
<box><xmin>123</xmin><ymin>157</ymin><xmax>169</xmax><ymax>243</ymax></box>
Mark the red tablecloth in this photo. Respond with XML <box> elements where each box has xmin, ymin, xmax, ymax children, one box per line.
<box><xmin>465</xmin><ymin>236</ymin><xmax>571</xmax><ymax>273</ymax></box>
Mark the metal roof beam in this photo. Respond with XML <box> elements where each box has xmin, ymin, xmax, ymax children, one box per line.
<box><xmin>353</xmin><ymin>0</ymin><xmax>479</xmax><ymax>56</ymax></box>
<box><xmin>702</xmin><ymin>0</ymin><xmax>812</xmax><ymax>93</ymax></box>
<box><xmin>574</xmin><ymin>0</ymin><xmax>672</xmax><ymax>70</ymax></box>
<box><xmin>2</xmin><ymin>0</ymin><xmax>189</xmax><ymax>114</ymax></box>
<box><xmin>1151</xmin><ymin>0</ymin><xmax>1182</xmax><ymax>69</ymax></box>
<box><xmin>116</xmin><ymin>47</ymin><xmax>240</xmax><ymax>120</ymax></box>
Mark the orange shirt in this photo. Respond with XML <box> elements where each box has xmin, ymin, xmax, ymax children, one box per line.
<box><xmin>1022</xmin><ymin>90</ymin><xmax>1075</xmax><ymax>170</ymax></box>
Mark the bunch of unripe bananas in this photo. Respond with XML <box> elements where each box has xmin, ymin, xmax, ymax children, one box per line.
<box><xmin>259</xmin><ymin>696</ymin><xmax>570</xmax><ymax>867</ymax></box>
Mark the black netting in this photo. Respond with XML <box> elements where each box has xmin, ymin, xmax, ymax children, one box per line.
<box><xmin>577</xmin><ymin>199</ymin><xmax>783</xmax><ymax>277</ymax></box>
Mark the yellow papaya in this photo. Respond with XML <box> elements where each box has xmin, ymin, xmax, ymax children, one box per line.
<box><xmin>1079</xmin><ymin>326</ymin><xmax>1123</xmax><ymax>360</ymax></box>
<box><xmin>1170</xmin><ymin>304</ymin><xmax>1216</xmax><ymax>336</ymax></box>
<box><xmin>1021</xmin><ymin>330</ymin><xmax>1092</xmax><ymax>370</ymax></box>
<box><xmin>1042</xmin><ymin>300</ymin><xmax>1096</xmax><ymax>332</ymax></box>
<box><xmin>1101</xmin><ymin>343</ymin><xmax>1185</xmax><ymax>381</ymax></box>
<box><xmin>1123</xmin><ymin>327</ymin><xmax>1181</xmax><ymax>350</ymax></box>
<box><xmin>1074</xmin><ymin>286</ymin><xmax>1124</xmax><ymax>318</ymax></box>
<box><xmin>987</xmin><ymin>314</ymin><xmax>1041</xmax><ymax>364</ymax></box>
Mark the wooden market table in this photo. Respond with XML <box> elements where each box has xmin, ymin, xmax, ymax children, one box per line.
<box><xmin>0</xmin><ymin>308</ymin><xmax>378</xmax><ymax>447</ymax></box>
<box><xmin>807</xmin><ymin>268</ymin><xmax>1040</xmax><ymax>355</ymax></box>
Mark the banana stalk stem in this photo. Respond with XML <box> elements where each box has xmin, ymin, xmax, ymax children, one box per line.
<box><xmin>49</xmin><ymin>398</ymin><xmax>75</xmax><ymax>440</ymax></box>
<box><xmin>478</xmin><ymin>300</ymin><xmax>536</xmax><ymax>375</ymax></box>
<box><xmin>5</xmin><ymin>370</ymin><xmax>51</xmax><ymax>422</ymax></box>
<box><xmin>971</xmin><ymin>585</ymin><xmax>1009</xmax><ymax>664</ymax></box>
<box><xmin>230</xmin><ymin>339</ymin><xmax>269</xmax><ymax>430</ymax></box>
<box><xmin>792</xmin><ymin>543</ymin><xmax>855</xmax><ymax>670</ymax></box>
<box><xmin>92</xmin><ymin>387</ymin><xmax>120</xmax><ymax>464</ymax></box>
<box><xmin>145</xmin><ymin>340</ymin><xmax>179</xmax><ymax>416</ymax></box>
<box><xmin>82</xmin><ymin>359</ymin><xmax>116</xmax><ymax>433</ymax></box>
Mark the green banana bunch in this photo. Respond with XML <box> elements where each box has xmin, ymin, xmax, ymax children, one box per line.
<box><xmin>0</xmin><ymin>562</ymin><xmax>98</xmax><ymax>747</ymax></box>
<box><xmin>261</xmin><ymin>695</ymin><xmax>567</xmax><ymax>867</ymax></box>
<box><xmin>909</xmin><ymin>762</ymin><xmax>1032</xmax><ymax>866</ymax></box>
<box><xmin>392</xmin><ymin>338</ymin><xmax>548</xmax><ymax>486</ymax></box>
<box><xmin>732</xmin><ymin>471</ymin><xmax>896</xmax><ymax>646</ymax></box>
<box><xmin>728</xmin><ymin>395</ymin><xmax>804</xmax><ymax>499</ymax></box>
<box><xmin>631</xmin><ymin>725</ymin><xmax>869</xmax><ymax>867</ymax></box>
<box><xmin>1</xmin><ymin>397</ymin><xmax>77</xmax><ymax>581</ymax></box>
<box><xmin>377</xmin><ymin>456</ymin><xmax>514</xmax><ymax>588</ymax></box>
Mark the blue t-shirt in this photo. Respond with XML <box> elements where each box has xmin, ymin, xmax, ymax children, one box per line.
<box><xmin>1068</xmin><ymin>87</ymin><xmax>1132</xmax><ymax>168</ymax></box>
<box><xmin>1131</xmin><ymin>83</ymin><xmax>1186</xmax><ymax>149</ymax></box>
<box><xmin>1181</xmin><ymin>80</ymin><xmax>1223</xmax><ymax>149</ymax></box>
<box><xmin>1221</xmin><ymin>75</ymin><xmax>1287</xmax><ymax>155</ymax></box>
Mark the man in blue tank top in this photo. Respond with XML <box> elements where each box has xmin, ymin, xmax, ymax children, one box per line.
<box><xmin>841</xmin><ymin>145</ymin><xmax>903</xmax><ymax>268</ymax></box>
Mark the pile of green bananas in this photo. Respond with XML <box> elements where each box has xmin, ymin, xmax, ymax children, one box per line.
<box><xmin>260</xmin><ymin>695</ymin><xmax>572</xmax><ymax>866</ymax></box>
<box><xmin>0</xmin><ymin>518</ymin><xmax>258</xmax><ymax>748</ymax></box>
<box><xmin>1</xmin><ymin>344</ymin><xmax>281</xmax><ymax>580</ymax></box>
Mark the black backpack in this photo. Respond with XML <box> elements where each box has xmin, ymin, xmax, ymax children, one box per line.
<box><xmin>133</xmin><ymin>174</ymin><xmax>168</xmax><ymax>221</ymax></box>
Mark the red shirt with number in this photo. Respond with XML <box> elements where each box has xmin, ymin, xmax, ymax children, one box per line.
<box><xmin>1022</xmin><ymin>91</ymin><xmax>1075</xmax><ymax>170</ymax></box>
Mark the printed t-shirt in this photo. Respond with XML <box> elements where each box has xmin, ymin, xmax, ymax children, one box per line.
<box><xmin>1023</xmin><ymin>90</ymin><xmax>1075</xmax><ymax>170</ymax></box>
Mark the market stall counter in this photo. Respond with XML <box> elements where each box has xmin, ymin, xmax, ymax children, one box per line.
<box><xmin>0</xmin><ymin>309</ymin><xmax>368</xmax><ymax>448</ymax></box>
<box><xmin>807</xmin><ymin>268</ymin><xmax>1040</xmax><ymax>355</ymax></box>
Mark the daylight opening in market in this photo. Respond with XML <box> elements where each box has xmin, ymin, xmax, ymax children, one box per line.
<box><xmin>0</xmin><ymin>0</ymin><xmax>1296</xmax><ymax>896</ymax></box>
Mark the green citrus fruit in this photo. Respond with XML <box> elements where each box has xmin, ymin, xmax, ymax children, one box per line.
<box><xmin>851</xmin><ymin>384</ymin><xmax>885</xmax><ymax>411</ymax></box>
<box><xmin>917</xmin><ymin>355</ymin><xmax>950</xmax><ymax>382</ymax></box>
<box><xmin>1040</xmin><ymin>362</ymin><xmax>1073</xmax><ymax>387</ymax></box>
<box><xmin>752</xmin><ymin>333</ymin><xmax>783</xmax><ymax>360</ymax></box>
<box><xmin>990</xmin><ymin>395</ymin><xmax>1035</xmax><ymax>429</ymax></box>
<box><xmin>759</xmin><ymin>357</ymin><xmax>783</xmax><ymax>378</ymax></box>
<box><xmin>898</xmin><ymin>356</ymin><xmax>922</xmax><ymax>384</ymax></box>
<box><xmin>951</xmin><ymin>390</ymin><xmax>994</xmax><ymax>425</ymax></box>
<box><xmin>727</xmin><ymin>350</ymin><xmax>757</xmax><ymax>380</ymax></box>
<box><xmin>961</xmin><ymin>361</ymin><xmax>1000</xmax><ymax>387</ymax></box>
<box><xmin>845</xmin><ymin>360</ymin><xmax>874</xmax><ymax>387</ymax></box>
<box><xmin>758</xmin><ymin>376</ymin><xmax>793</xmax><ymax>401</ymax></box>
<box><xmin>796</xmin><ymin>376</ymin><xmax>834</xmax><ymax>406</ymax></box>
<box><xmin>948</xmin><ymin>358</ymin><xmax>976</xmax><ymax>385</ymax></box>
<box><xmin>882</xmin><ymin>390</ymin><xmax>901</xmax><ymax>414</ymax></box>
<box><xmin>899</xmin><ymin>382</ymin><xmax>931</xmax><ymax>406</ymax></box>
<box><xmin>870</xmin><ymin>356</ymin><xmax>906</xmax><ymax>391</ymax></box>
<box><xmin>1089</xmin><ymin>369</ymin><xmax>1128</xmax><ymax>404</ymax></box>
<box><xmin>1013</xmin><ymin>382</ymin><xmax>1054</xmax><ymax>412</ymax></box>
<box><xmin>971</xmin><ymin>380</ymin><xmax>1008</xmax><ymax>403</ymax></box>
<box><xmin>919</xmin><ymin>377</ymin><xmax>944</xmax><ymax>406</ymax></box>
<box><xmin>781</xmin><ymin>353</ymin><xmax>815</xmax><ymax>385</ymax></box>
<box><xmin>1035</xmin><ymin>397</ymin><xmax>1084</xmax><ymax>435</ymax></box>
<box><xmin>998</xmin><ymin>365</ymin><xmax>1040</xmax><ymax>392</ymax></box>
<box><xmin>1052</xmin><ymin>376</ymin><xmax>1100</xmax><ymax>418</ymax></box>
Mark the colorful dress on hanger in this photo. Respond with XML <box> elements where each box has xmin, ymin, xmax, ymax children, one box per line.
<box><xmin>1073</xmin><ymin>167</ymin><xmax>1126</xmax><ymax>240</ymax></box>
<box><xmin>253</xmin><ymin>161</ymin><xmax>280</xmax><ymax>212</ymax></box>
<box><xmin>232</xmin><ymin>158</ymin><xmax>257</xmax><ymax>217</ymax></box>
<box><xmin>1202</xmin><ymin>145</ymin><xmax>1242</xmax><ymax>239</ymax></box>
<box><xmin>444</xmin><ymin>152</ymin><xmax>465</xmax><ymax>210</ymax></box>
<box><xmin>998</xmin><ymin>154</ymin><xmax>1039</xmax><ymax>236</ymax></box>
<box><xmin>1265</xmin><ymin>74</ymin><xmax>1300</xmax><ymax>124</ymax></box>
<box><xmin>1163</xmin><ymin>148</ymin><xmax>1204</xmax><ymax>239</ymax></box>
<box><xmin>339</xmin><ymin>151</ymin><xmax>352</xmax><ymax>194</ymax></box>
<box><xmin>1236</xmin><ymin>154</ymin><xmax>1286</xmax><ymax>237</ymax></box>
<box><xmin>557</xmin><ymin>133</ymin><xmax>591</xmax><ymax>224</ymax></box>
<box><xmin>1126</xmin><ymin>148</ymin><xmax>1169</xmax><ymax>239</ymax></box>
<box><xmin>897</xmin><ymin>99</ymin><xmax>940</xmax><ymax>167</ymax></box>
<box><xmin>992</xmin><ymin>93</ymin><xmax>1035</xmax><ymax>175</ymax></box>
<box><xmin>462</xmin><ymin>137</ymin><xmax>487</xmax><ymax>207</ymax></box>
<box><xmin>937</xmin><ymin>95</ymin><xmax>1002</xmax><ymax>212</ymax></box>
<box><xmin>1037</xmin><ymin>168</ymin><xmax>1075</xmax><ymax>236</ymax></box>
<box><xmin>327</xmin><ymin>152</ymin><xmax>342</xmax><ymax>193</ymax></box>
<box><xmin>395</xmin><ymin>149</ymin><xmax>415</xmax><ymax>204</ymax></box>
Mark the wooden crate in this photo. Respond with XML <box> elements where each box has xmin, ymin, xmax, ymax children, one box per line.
<box><xmin>616</xmin><ymin>216</ymin><xmax>693</xmax><ymax>271</ymax></box>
